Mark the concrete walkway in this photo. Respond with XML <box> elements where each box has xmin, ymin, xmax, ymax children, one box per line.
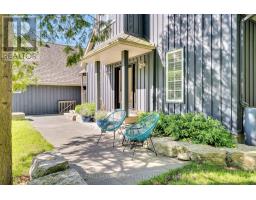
<box><xmin>29</xmin><ymin>115</ymin><xmax>188</xmax><ymax>185</ymax></box>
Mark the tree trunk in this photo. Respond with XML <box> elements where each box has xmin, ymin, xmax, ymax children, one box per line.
<box><xmin>0</xmin><ymin>14</ymin><xmax>12</xmax><ymax>185</ymax></box>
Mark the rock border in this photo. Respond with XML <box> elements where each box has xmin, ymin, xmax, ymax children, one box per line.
<box><xmin>148</xmin><ymin>137</ymin><xmax>256</xmax><ymax>170</ymax></box>
<box><xmin>28</xmin><ymin>151</ymin><xmax>87</xmax><ymax>185</ymax></box>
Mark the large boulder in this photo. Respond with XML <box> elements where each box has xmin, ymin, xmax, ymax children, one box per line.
<box><xmin>176</xmin><ymin>144</ymin><xmax>191</xmax><ymax>161</ymax></box>
<box><xmin>148</xmin><ymin>137</ymin><xmax>178</xmax><ymax>157</ymax></box>
<box><xmin>28</xmin><ymin>169</ymin><xmax>87</xmax><ymax>185</ymax></box>
<box><xmin>225</xmin><ymin>144</ymin><xmax>256</xmax><ymax>170</ymax></box>
<box><xmin>29</xmin><ymin>151</ymin><xmax>69</xmax><ymax>179</ymax></box>
<box><xmin>188</xmin><ymin>144</ymin><xmax>227</xmax><ymax>166</ymax></box>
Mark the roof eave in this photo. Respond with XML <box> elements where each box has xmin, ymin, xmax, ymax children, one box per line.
<box><xmin>83</xmin><ymin>37</ymin><xmax>155</xmax><ymax>61</ymax></box>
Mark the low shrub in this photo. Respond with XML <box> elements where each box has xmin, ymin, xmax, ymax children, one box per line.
<box><xmin>75</xmin><ymin>105</ymin><xmax>82</xmax><ymax>114</ymax></box>
<box><xmin>138</xmin><ymin>112</ymin><xmax>236</xmax><ymax>148</ymax></box>
<box><xmin>95</xmin><ymin>110</ymin><xmax>108</xmax><ymax>120</ymax></box>
<box><xmin>75</xmin><ymin>103</ymin><xmax>96</xmax><ymax>116</ymax></box>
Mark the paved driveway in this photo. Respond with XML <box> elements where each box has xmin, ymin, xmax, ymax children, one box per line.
<box><xmin>29</xmin><ymin>115</ymin><xmax>187</xmax><ymax>185</ymax></box>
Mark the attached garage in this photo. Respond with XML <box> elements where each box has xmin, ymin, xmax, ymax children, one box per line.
<box><xmin>12</xmin><ymin>43</ymin><xmax>82</xmax><ymax>115</ymax></box>
<box><xmin>13</xmin><ymin>85</ymin><xmax>81</xmax><ymax>115</ymax></box>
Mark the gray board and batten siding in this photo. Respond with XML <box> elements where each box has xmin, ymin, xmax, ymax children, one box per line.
<box><xmin>86</xmin><ymin>14</ymin><xmax>241</xmax><ymax>133</ymax></box>
<box><xmin>243</xmin><ymin>19</ymin><xmax>256</xmax><ymax>108</ymax></box>
<box><xmin>12</xmin><ymin>85</ymin><xmax>81</xmax><ymax>115</ymax></box>
<box><xmin>150</xmin><ymin>14</ymin><xmax>241</xmax><ymax>133</ymax></box>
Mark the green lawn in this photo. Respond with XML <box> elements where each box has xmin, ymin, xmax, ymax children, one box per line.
<box><xmin>140</xmin><ymin>163</ymin><xmax>256</xmax><ymax>185</ymax></box>
<box><xmin>12</xmin><ymin>120</ymin><xmax>53</xmax><ymax>184</ymax></box>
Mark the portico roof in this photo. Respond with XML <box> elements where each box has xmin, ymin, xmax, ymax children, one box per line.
<box><xmin>83</xmin><ymin>33</ymin><xmax>155</xmax><ymax>65</ymax></box>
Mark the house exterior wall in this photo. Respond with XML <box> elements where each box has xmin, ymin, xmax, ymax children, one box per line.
<box><xmin>94</xmin><ymin>14</ymin><xmax>124</xmax><ymax>47</ymax></box>
<box><xmin>94</xmin><ymin>14</ymin><xmax>146</xmax><ymax>45</ymax></box>
<box><xmin>12</xmin><ymin>85</ymin><xmax>81</xmax><ymax>115</ymax></box>
<box><xmin>150</xmin><ymin>14</ymin><xmax>241</xmax><ymax>133</ymax></box>
<box><xmin>243</xmin><ymin>19</ymin><xmax>256</xmax><ymax>107</ymax></box>
<box><xmin>86</xmin><ymin>52</ymin><xmax>154</xmax><ymax>112</ymax></box>
<box><xmin>123</xmin><ymin>15</ymin><xmax>148</xmax><ymax>38</ymax></box>
<box><xmin>86</xmin><ymin>14</ymin><xmax>242</xmax><ymax>133</ymax></box>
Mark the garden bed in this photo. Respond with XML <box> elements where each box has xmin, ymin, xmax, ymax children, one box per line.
<box><xmin>139</xmin><ymin>112</ymin><xmax>236</xmax><ymax>148</ymax></box>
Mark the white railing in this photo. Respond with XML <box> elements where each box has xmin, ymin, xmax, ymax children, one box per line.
<box><xmin>58</xmin><ymin>100</ymin><xmax>76</xmax><ymax>114</ymax></box>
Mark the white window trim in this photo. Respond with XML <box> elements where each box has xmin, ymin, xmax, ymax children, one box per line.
<box><xmin>165</xmin><ymin>48</ymin><xmax>184</xmax><ymax>103</ymax></box>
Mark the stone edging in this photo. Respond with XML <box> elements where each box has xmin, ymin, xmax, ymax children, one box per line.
<box><xmin>148</xmin><ymin>137</ymin><xmax>256</xmax><ymax>171</ymax></box>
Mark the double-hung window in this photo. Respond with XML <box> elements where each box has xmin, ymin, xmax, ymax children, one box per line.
<box><xmin>166</xmin><ymin>48</ymin><xmax>184</xmax><ymax>103</ymax></box>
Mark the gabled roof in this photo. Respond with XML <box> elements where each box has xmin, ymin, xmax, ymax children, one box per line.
<box><xmin>83</xmin><ymin>33</ymin><xmax>155</xmax><ymax>64</ymax></box>
<box><xmin>34</xmin><ymin>43</ymin><xmax>83</xmax><ymax>86</ymax></box>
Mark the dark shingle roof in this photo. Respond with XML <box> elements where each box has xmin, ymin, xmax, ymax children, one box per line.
<box><xmin>34</xmin><ymin>43</ymin><xmax>82</xmax><ymax>86</ymax></box>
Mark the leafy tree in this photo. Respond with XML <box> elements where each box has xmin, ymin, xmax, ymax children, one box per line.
<box><xmin>12</xmin><ymin>58</ymin><xmax>37</xmax><ymax>92</ymax></box>
<box><xmin>38</xmin><ymin>14</ymin><xmax>111</xmax><ymax>66</ymax></box>
<box><xmin>0</xmin><ymin>14</ymin><xmax>111</xmax><ymax>184</ymax></box>
<box><xmin>11</xmin><ymin>36</ymin><xmax>38</xmax><ymax>92</ymax></box>
<box><xmin>11</xmin><ymin>14</ymin><xmax>111</xmax><ymax>92</ymax></box>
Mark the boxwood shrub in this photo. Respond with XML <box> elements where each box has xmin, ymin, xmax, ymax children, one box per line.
<box><xmin>138</xmin><ymin>112</ymin><xmax>236</xmax><ymax>148</ymax></box>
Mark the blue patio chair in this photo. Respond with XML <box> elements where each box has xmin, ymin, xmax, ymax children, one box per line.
<box><xmin>96</xmin><ymin>109</ymin><xmax>126</xmax><ymax>147</ymax></box>
<box><xmin>123</xmin><ymin>113</ymin><xmax>159</xmax><ymax>157</ymax></box>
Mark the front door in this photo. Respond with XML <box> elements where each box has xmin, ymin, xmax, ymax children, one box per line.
<box><xmin>114</xmin><ymin>64</ymin><xmax>136</xmax><ymax>109</ymax></box>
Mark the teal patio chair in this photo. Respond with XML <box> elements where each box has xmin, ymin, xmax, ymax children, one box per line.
<box><xmin>96</xmin><ymin>109</ymin><xmax>126</xmax><ymax>147</ymax></box>
<box><xmin>123</xmin><ymin>113</ymin><xmax>159</xmax><ymax>157</ymax></box>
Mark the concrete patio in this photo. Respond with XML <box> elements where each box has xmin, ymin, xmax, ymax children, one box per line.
<box><xmin>29</xmin><ymin>115</ymin><xmax>188</xmax><ymax>185</ymax></box>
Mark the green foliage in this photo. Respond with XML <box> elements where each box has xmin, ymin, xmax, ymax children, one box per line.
<box><xmin>138</xmin><ymin>112</ymin><xmax>236</xmax><ymax>148</ymax></box>
<box><xmin>38</xmin><ymin>14</ymin><xmax>112</xmax><ymax>66</ymax></box>
<box><xmin>75</xmin><ymin>103</ymin><xmax>96</xmax><ymax>117</ymax></box>
<box><xmin>140</xmin><ymin>162</ymin><xmax>256</xmax><ymax>185</ymax></box>
<box><xmin>11</xmin><ymin>35</ymin><xmax>38</xmax><ymax>92</ymax></box>
<box><xmin>75</xmin><ymin>105</ymin><xmax>82</xmax><ymax>114</ymax></box>
<box><xmin>11</xmin><ymin>15</ymin><xmax>113</xmax><ymax>91</ymax></box>
<box><xmin>12</xmin><ymin>59</ymin><xmax>37</xmax><ymax>92</ymax></box>
<box><xmin>95</xmin><ymin>110</ymin><xmax>108</xmax><ymax>120</ymax></box>
<box><xmin>12</xmin><ymin>120</ymin><xmax>53</xmax><ymax>184</ymax></box>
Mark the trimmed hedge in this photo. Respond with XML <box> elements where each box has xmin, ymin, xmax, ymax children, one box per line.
<box><xmin>138</xmin><ymin>112</ymin><xmax>236</xmax><ymax>148</ymax></box>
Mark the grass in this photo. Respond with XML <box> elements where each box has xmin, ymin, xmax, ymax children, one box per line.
<box><xmin>12</xmin><ymin>120</ymin><xmax>53</xmax><ymax>184</ymax></box>
<box><xmin>140</xmin><ymin>163</ymin><xmax>256</xmax><ymax>185</ymax></box>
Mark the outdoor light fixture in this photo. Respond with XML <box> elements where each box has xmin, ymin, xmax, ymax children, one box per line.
<box><xmin>80</xmin><ymin>64</ymin><xmax>88</xmax><ymax>91</ymax></box>
<box><xmin>138</xmin><ymin>58</ymin><xmax>146</xmax><ymax>69</ymax></box>
<box><xmin>82</xmin><ymin>73</ymin><xmax>87</xmax><ymax>90</ymax></box>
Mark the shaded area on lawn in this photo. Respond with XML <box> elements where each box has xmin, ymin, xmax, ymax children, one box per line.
<box><xmin>12</xmin><ymin>120</ymin><xmax>53</xmax><ymax>184</ymax></box>
<box><xmin>140</xmin><ymin>162</ymin><xmax>256</xmax><ymax>185</ymax></box>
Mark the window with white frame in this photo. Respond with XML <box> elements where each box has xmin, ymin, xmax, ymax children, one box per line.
<box><xmin>166</xmin><ymin>48</ymin><xmax>184</xmax><ymax>103</ymax></box>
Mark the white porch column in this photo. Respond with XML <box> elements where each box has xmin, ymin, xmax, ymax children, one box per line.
<box><xmin>121</xmin><ymin>50</ymin><xmax>129</xmax><ymax>115</ymax></box>
<box><xmin>95</xmin><ymin>61</ymin><xmax>101</xmax><ymax>111</ymax></box>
